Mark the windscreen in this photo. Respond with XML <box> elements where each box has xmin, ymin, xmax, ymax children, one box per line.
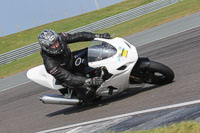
<box><xmin>88</xmin><ymin>40</ymin><xmax>117</xmax><ymax>62</ymax></box>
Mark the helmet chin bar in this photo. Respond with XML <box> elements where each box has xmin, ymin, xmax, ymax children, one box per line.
<box><xmin>49</xmin><ymin>47</ymin><xmax>63</xmax><ymax>55</ymax></box>
<box><xmin>43</xmin><ymin>39</ymin><xmax>64</xmax><ymax>55</ymax></box>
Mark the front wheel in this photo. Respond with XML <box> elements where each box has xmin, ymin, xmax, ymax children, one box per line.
<box><xmin>143</xmin><ymin>61</ymin><xmax>174</xmax><ymax>85</ymax></box>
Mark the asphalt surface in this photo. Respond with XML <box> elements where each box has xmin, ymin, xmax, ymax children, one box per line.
<box><xmin>49</xmin><ymin>103</ymin><xmax>200</xmax><ymax>133</ymax></box>
<box><xmin>1</xmin><ymin>26</ymin><xmax>200</xmax><ymax>133</ymax></box>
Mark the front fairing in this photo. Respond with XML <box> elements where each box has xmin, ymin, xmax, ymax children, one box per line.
<box><xmin>88</xmin><ymin>37</ymin><xmax>139</xmax><ymax>96</ymax></box>
<box><xmin>88</xmin><ymin>37</ymin><xmax>138</xmax><ymax>74</ymax></box>
<box><xmin>88</xmin><ymin>41</ymin><xmax>117</xmax><ymax>63</ymax></box>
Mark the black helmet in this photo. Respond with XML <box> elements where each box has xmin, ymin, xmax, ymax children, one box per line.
<box><xmin>38</xmin><ymin>29</ymin><xmax>63</xmax><ymax>55</ymax></box>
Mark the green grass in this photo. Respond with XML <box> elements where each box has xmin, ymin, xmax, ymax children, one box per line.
<box><xmin>0</xmin><ymin>52</ymin><xmax>42</xmax><ymax>77</ymax></box>
<box><xmin>119</xmin><ymin>121</ymin><xmax>200</xmax><ymax>133</ymax></box>
<box><xmin>1</xmin><ymin>0</ymin><xmax>200</xmax><ymax>78</ymax></box>
<box><xmin>0</xmin><ymin>0</ymin><xmax>155</xmax><ymax>54</ymax></box>
<box><xmin>97</xmin><ymin>0</ymin><xmax>200</xmax><ymax>37</ymax></box>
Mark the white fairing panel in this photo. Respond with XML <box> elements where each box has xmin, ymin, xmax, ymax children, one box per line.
<box><xmin>88</xmin><ymin>38</ymin><xmax>138</xmax><ymax>72</ymax></box>
<box><xmin>27</xmin><ymin>65</ymin><xmax>63</xmax><ymax>90</ymax></box>
<box><xmin>88</xmin><ymin>37</ymin><xmax>139</xmax><ymax>96</ymax></box>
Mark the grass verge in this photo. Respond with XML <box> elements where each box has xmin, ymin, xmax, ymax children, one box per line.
<box><xmin>0</xmin><ymin>0</ymin><xmax>155</xmax><ymax>54</ymax></box>
<box><xmin>120</xmin><ymin>121</ymin><xmax>200</xmax><ymax>133</ymax></box>
<box><xmin>1</xmin><ymin>0</ymin><xmax>200</xmax><ymax>78</ymax></box>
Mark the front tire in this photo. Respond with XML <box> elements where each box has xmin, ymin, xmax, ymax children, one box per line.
<box><xmin>144</xmin><ymin>61</ymin><xmax>174</xmax><ymax>85</ymax></box>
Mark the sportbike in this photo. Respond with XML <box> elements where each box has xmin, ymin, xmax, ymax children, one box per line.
<box><xmin>27</xmin><ymin>37</ymin><xmax>174</xmax><ymax>105</ymax></box>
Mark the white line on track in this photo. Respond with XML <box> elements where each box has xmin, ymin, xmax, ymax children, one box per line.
<box><xmin>38</xmin><ymin>99</ymin><xmax>200</xmax><ymax>133</ymax></box>
<box><xmin>0</xmin><ymin>81</ymin><xmax>31</xmax><ymax>93</ymax></box>
<box><xmin>132</xmin><ymin>24</ymin><xmax>200</xmax><ymax>47</ymax></box>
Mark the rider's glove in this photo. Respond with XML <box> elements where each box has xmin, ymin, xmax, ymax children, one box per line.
<box><xmin>84</xmin><ymin>77</ymin><xmax>103</xmax><ymax>87</ymax></box>
<box><xmin>95</xmin><ymin>33</ymin><xmax>111</xmax><ymax>39</ymax></box>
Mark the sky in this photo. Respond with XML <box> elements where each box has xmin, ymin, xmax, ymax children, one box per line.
<box><xmin>0</xmin><ymin>0</ymin><xmax>123</xmax><ymax>37</ymax></box>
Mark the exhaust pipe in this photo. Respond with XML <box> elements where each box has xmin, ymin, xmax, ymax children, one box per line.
<box><xmin>40</xmin><ymin>94</ymin><xmax>80</xmax><ymax>105</ymax></box>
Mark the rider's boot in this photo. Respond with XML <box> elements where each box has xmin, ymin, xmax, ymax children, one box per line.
<box><xmin>76</xmin><ymin>87</ymin><xmax>95</xmax><ymax>104</ymax></box>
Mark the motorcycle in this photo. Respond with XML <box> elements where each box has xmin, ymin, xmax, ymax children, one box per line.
<box><xmin>27</xmin><ymin>37</ymin><xmax>174</xmax><ymax>105</ymax></box>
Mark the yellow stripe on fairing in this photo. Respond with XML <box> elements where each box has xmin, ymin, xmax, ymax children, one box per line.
<box><xmin>121</xmin><ymin>49</ymin><xmax>128</xmax><ymax>57</ymax></box>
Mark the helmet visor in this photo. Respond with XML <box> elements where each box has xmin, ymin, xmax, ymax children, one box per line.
<box><xmin>48</xmin><ymin>40</ymin><xmax>63</xmax><ymax>54</ymax></box>
<box><xmin>50</xmin><ymin>40</ymin><xmax>60</xmax><ymax>49</ymax></box>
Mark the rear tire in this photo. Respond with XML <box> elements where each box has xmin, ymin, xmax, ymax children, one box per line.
<box><xmin>144</xmin><ymin>61</ymin><xmax>174</xmax><ymax>85</ymax></box>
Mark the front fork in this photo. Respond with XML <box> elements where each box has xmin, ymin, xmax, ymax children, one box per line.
<box><xmin>130</xmin><ymin>57</ymin><xmax>150</xmax><ymax>83</ymax></box>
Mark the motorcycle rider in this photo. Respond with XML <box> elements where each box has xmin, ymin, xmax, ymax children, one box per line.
<box><xmin>38</xmin><ymin>29</ymin><xmax>111</xmax><ymax>101</ymax></box>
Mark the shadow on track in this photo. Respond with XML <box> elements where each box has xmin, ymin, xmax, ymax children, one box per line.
<box><xmin>46</xmin><ymin>85</ymin><xmax>164</xmax><ymax>117</ymax></box>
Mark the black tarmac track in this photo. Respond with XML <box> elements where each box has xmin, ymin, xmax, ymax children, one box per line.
<box><xmin>1</xmin><ymin>27</ymin><xmax>200</xmax><ymax>133</ymax></box>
